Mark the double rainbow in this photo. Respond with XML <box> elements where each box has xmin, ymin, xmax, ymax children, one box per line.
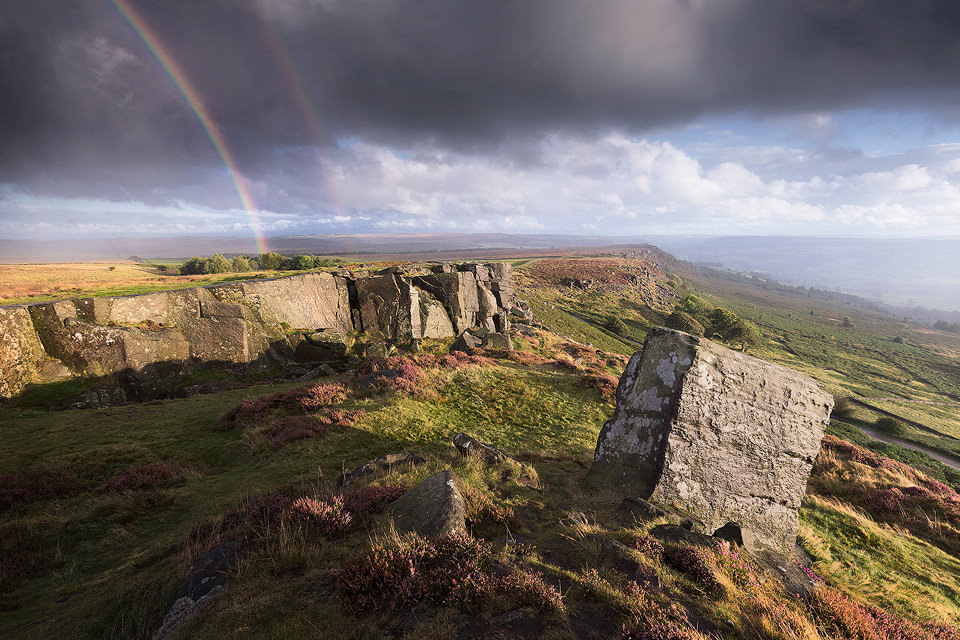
<box><xmin>110</xmin><ymin>0</ymin><xmax>270</xmax><ymax>254</ymax></box>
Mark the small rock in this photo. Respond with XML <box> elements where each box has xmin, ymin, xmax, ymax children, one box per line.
<box><xmin>450</xmin><ymin>331</ymin><xmax>483</xmax><ymax>353</ymax></box>
<box><xmin>388</xmin><ymin>470</ymin><xmax>466</xmax><ymax>537</ymax></box>
<box><xmin>152</xmin><ymin>539</ymin><xmax>243</xmax><ymax>640</ymax></box>
<box><xmin>364</xmin><ymin>341</ymin><xmax>395</xmax><ymax>359</ymax></box>
<box><xmin>453</xmin><ymin>432</ymin><xmax>511</xmax><ymax>465</ymax></box>
<box><xmin>483</xmin><ymin>331</ymin><xmax>512</xmax><ymax>350</ymax></box>
<box><xmin>337</xmin><ymin>452</ymin><xmax>427</xmax><ymax>488</ymax></box>
<box><xmin>361</xmin><ymin>369</ymin><xmax>402</xmax><ymax>389</ymax></box>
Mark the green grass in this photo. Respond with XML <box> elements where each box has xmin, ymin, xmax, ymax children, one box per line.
<box><xmin>4</xmin><ymin>255</ymin><xmax>960</xmax><ymax>639</ymax></box>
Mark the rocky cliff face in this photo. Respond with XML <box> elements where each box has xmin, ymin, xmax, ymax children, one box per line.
<box><xmin>0</xmin><ymin>262</ymin><xmax>517</xmax><ymax>402</ymax></box>
<box><xmin>587</xmin><ymin>327</ymin><xmax>833</xmax><ymax>553</ymax></box>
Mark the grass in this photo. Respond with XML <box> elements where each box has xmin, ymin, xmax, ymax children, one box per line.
<box><xmin>0</xmin><ymin>261</ymin><xmax>325</xmax><ymax>307</ymax></box>
<box><xmin>3</xmin><ymin>254</ymin><xmax>960</xmax><ymax>638</ymax></box>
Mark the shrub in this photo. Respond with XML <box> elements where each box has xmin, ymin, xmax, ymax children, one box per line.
<box><xmin>662</xmin><ymin>544</ymin><xmax>725</xmax><ymax>597</ymax></box>
<box><xmin>0</xmin><ymin>468</ymin><xmax>83</xmax><ymax>511</ymax></box>
<box><xmin>607</xmin><ymin>316</ymin><xmax>630</xmax><ymax>336</ymax></box>
<box><xmin>342</xmin><ymin>484</ymin><xmax>407</xmax><ymax>517</ymax></box>
<box><xmin>336</xmin><ymin>533</ymin><xmax>497</xmax><ymax>612</ymax></box>
<box><xmin>291</xmin><ymin>495</ymin><xmax>353</xmax><ymax>537</ymax></box>
<box><xmin>581</xmin><ymin>372</ymin><xmax>619</xmax><ymax>401</ymax></box>
<box><xmin>831</xmin><ymin>396</ymin><xmax>856</xmax><ymax>420</ymax></box>
<box><xmin>102</xmin><ymin>463</ymin><xmax>188</xmax><ymax>493</ymax></box>
<box><xmin>665</xmin><ymin>311</ymin><xmax>705</xmax><ymax>337</ymax></box>
<box><xmin>874</xmin><ymin>417</ymin><xmax>907</xmax><ymax>436</ymax></box>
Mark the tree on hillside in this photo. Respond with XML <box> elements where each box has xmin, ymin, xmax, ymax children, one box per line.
<box><xmin>287</xmin><ymin>254</ymin><xmax>317</xmax><ymax>270</ymax></box>
<box><xmin>206</xmin><ymin>254</ymin><xmax>232</xmax><ymax>274</ymax></box>
<box><xmin>665</xmin><ymin>310</ymin><xmax>705</xmax><ymax>337</ymax></box>
<box><xmin>707</xmin><ymin>307</ymin><xmax>761</xmax><ymax>351</ymax></box>
<box><xmin>179</xmin><ymin>256</ymin><xmax>207</xmax><ymax>275</ymax></box>
<box><xmin>231</xmin><ymin>256</ymin><xmax>252</xmax><ymax>272</ymax></box>
<box><xmin>605</xmin><ymin>316</ymin><xmax>630</xmax><ymax>337</ymax></box>
<box><xmin>841</xmin><ymin>316</ymin><xmax>854</xmax><ymax>328</ymax></box>
<box><xmin>259</xmin><ymin>252</ymin><xmax>285</xmax><ymax>270</ymax></box>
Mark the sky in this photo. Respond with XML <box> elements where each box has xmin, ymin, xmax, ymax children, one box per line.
<box><xmin>4</xmin><ymin>0</ymin><xmax>960</xmax><ymax>242</ymax></box>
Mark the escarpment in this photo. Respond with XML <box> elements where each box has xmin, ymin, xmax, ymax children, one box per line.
<box><xmin>0</xmin><ymin>262</ymin><xmax>522</xmax><ymax>404</ymax></box>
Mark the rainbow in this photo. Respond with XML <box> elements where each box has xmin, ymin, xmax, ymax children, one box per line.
<box><xmin>253</xmin><ymin>1</ymin><xmax>343</xmax><ymax>210</ymax></box>
<box><xmin>110</xmin><ymin>0</ymin><xmax>270</xmax><ymax>254</ymax></box>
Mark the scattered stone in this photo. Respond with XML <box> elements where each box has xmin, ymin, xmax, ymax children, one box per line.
<box><xmin>649</xmin><ymin>524</ymin><xmax>714</xmax><ymax>548</ymax></box>
<box><xmin>361</xmin><ymin>369</ymin><xmax>402</xmax><ymax>389</ymax></box>
<box><xmin>450</xmin><ymin>331</ymin><xmax>483</xmax><ymax>353</ymax></box>
<box><xmin>453</xmin><ymin>432</ymin><xmax>512</xmax><ymax>465</ymax></box>
<box><xmin>294</xmin><ymin>363</ymin><xmax>337</xmax><ymax>382</ymax></box>
<box><xmin>176</xmin><ymin>381</ymin><xmax>230</xmax><ymax>398</ymax></box>
<box><xmin>483</xmin><ymin>332</ymin><xmax>512</xmax><ymax>350</ymax></box>
<box><xmin>363</xmin><ymin>341</ymin><xmax>395</xmax><ymax>359</ymax></box>
<box><xmin>337</xmin><ymin>452</ymin><xmax>427</xmax><ymax>488</ymax></box>
<box><xmin>151</xmin><ymin>539</ymin><xmax>243</xmax><ymax>640</ymax></box>
<box><xmin>587</xmin><ymin>327</ymin><xmax>833</xmax><ymax>553</ymax></box>
<box><xmin>388</xmin><ymin>470</ymin><xmax>466</xmax><ymax>537</ymax></box>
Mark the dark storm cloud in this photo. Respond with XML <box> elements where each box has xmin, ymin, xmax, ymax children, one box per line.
<box><xmin>3</xmin><ymin>0</ymin><xmax>960</xmax><ymax>187</ymax></box>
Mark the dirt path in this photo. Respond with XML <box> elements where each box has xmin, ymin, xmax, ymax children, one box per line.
<box><xmin>860</xmin><ymin>426</ymin><xmax>960</xmax><ymax>471</ymax></box>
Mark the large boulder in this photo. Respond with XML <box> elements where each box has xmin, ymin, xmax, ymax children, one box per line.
<box><xmin>587</xmin><ymin>327</ymin><xmax>833</xmax><ymax>553</ymax></box>
<box><xmin>388</xmin><ymin>470</ymin><xmax>467</xmax><ymax>537</ymax></box>
<box><xmin>0</xmin><ymin>306</ymin><xmax>46</xmax><ymax>398</ymax></box>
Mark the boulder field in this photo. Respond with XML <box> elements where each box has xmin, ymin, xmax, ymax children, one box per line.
<box><xmin>0</xmin><ymin>262</ymin><xmax>518</xmax><ymax>403</ymax></box>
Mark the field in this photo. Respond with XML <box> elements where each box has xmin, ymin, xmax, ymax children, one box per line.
<box><xmin>0</xmin><ymin>261</ymin><xmax>280</xmax><ymax>307</ymax></box>
<box><xmin>2</xmin><ymin>252</ymin><xmax>960</xmax><ymax>639</ymax></box>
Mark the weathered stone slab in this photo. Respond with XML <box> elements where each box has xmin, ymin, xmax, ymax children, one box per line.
<box><xmin>587</xmin><ymin>327</ymin><xmax>833</xmax><ymax>553</ymax></box>
<box><xmin>388</xmin><ymin>470</ymin><xmax>466</xmax><ymax>537</ymax></box>
<box><xmin>413</xmin><ymin>272</ymin><xmax>479</xmax><ymax>334</ymax></box>
<box><xmin>356</xmin><ymin>275</ymin><xmax>422</xmax><ymax>341</ymax></box>
<box><xmin>420</xmin><ymin>298</ymin><xmax>455</xmax><ymax>339</ymax></box>
<box><xmin>337</xmin><ymin>452</ymin><xmax>427</xmax><ymax>487</ymax></box>
<box><xmin>0</xmin><ymin>306</ymin><xmax>45</xmax><ymax>398</ymax></box>
<box><xmin>109</xmin><ymin>292</ymin><xmax>170</xmax><ymax>325</ymax></box>
<box><xmin>235</xmin><ymin>272</ymin><xmax>353</xmax><ymax>334</ymax></box>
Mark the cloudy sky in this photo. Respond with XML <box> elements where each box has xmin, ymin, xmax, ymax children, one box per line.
<box><xmin>4</xmin><ymin>0</ymin><xmax>960</xmax><ymax>240</ymax></box>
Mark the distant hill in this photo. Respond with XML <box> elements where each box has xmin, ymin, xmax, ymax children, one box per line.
<box><xmin>649</xmin><ymin>235</ymin><xmax>960</xmax><ymax>313</ymax></box>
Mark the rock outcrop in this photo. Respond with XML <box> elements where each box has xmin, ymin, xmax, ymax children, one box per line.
<box><xmin>0</xmin><ymin>262</ymin><xmax>519</xmax><ymax>402</ymax></box>
<box><xmin>387</xmin><ymin>470</ymin><xmax>467</xmax><ymax>537</ymax></box>
<box><xmin>587</xmin><ymin>327</ymin><xmax>833</xmax><ymax>553</ymax></box>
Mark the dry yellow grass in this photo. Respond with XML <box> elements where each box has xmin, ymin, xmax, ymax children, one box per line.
<box><xmin>0</xmin><ymin>261</ymin><xmax>266</xmax><ymax>305</ymax></box>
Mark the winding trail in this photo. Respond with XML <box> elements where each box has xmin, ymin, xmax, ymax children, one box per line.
<box><xmin>859</xmin><ymin>426</ymin><xmax>960</xmax><ymax>472</ymax></box>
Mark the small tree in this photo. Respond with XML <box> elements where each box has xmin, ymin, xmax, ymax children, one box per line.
<box><xmin>665</xmin><ymin>310</ymin><xmax>705</xmax><ymax>337</ymax></box>
<box><xmin>206</xmin><ymin>254</ymin><xmax>232</xmax><ymax>274</ymax></box>
<box><xmin>874</xmin><ymin>417</ymin><xmax>907</xmax><ymax>436</ymax></box>
<box><xmin>231</xmin><ymin>256</ymin><xmax>252</xmax><ymax>272</ymax></box>
<box><xmin>288</xmin><ymin>254</ymin><xmax>317</xmax><ymax>270</ymax></box>
<box><xmin>180</xmin><ymin>256</ymin><xmax>207</xmax><ymax>275</ymax></box>
<box><xmin>258</xmin><ymin>252</ymin><xmax>285</xmax><ymax>270</ymax></box>
<box><xmin>831</xmin><ymin>396</ymin><xmax>855</xmax><ymax>420</ymax></box>
<box><xmin>606</xmin><ymin>316</ymin><xmax>629</xmax><ymax>337</ymax></box>
<box><xmin>841</xmin><ymin>316</ymin><xmax>854</xmax><ymax>328</ymax></box>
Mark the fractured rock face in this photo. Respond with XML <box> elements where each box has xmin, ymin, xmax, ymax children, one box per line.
<box><xmin>587</xmin><ymin>327</ymin><xmax>833</xmax><ymax>553</ymax></box>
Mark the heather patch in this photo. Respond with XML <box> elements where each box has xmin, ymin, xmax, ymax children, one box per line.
<box><xmin>335</xmin><ymin>532</ymin><xmax>564</xmax><ymax>615</ymax></box>
<box><xmin>101</xmin><ymin>462</ymin><xmax>191</xmax><ymax>493</ymax></box>
<box><xmin>0</xmin><ymin>467</ymin><xmax>84</xmax><ymax>511</ymax></box>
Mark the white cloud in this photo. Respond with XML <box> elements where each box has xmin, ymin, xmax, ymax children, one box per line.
<box><xmin>5</xmin><ymin>130</ymin><xmax>960</xmax><ymax>238</ymax></box>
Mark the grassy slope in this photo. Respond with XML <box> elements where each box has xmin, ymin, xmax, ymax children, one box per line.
<box><xmin>2</xmin><ymin>256</ymin><xmax>960</xmax><ymax>638</ymax></box>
